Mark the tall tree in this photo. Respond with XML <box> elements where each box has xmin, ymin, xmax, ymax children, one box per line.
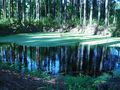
<box><xmin>0</xmin><ymin>0</ymin><xmax>2</xmax><ymax>18</ymax></box>
<box><xmin>98</xmin><ymin>0</ymin><xmax>101</xmax><ymax>24</ymax></box>
<box><xmin>10</xmin><ymin>0</ymin><xmax>14</xmax><ymax>18</ymax></box>
<box><xmin>22</xmin><ymin>0</ymin><xmax>26</xmax><ymax>21</ymax></box>
<box><xmin>18</xmin><ymin>0</ymin><xmax>22</xmax><ymax>23</ymax></box>
<box><xmin>105</xmin><ymin>0</ymin><xmax>109</xmax><ymax>28</ymax></box>
<box><xmin>29</xmin><ymin>0</ymin><xmax>32</xmax><ymax>22</ymax></box>
<box><xmin>83</xmin><ymin>0</ymin><xmax>86</xmax><ymax>26</ymax></box>
<box><xmin>35</xmin><ymin>0</ymin><xmax>40</xmax><ymax>20</ymax></box>
<box><xmin>79</xmin><ymin>0</ymin><xmax>82</xmax><ymax>25</ymax></box>
<box><xmin>53</xmin><ymin>0</ymin><xmax>56</xmax><ymax>17</ymax></box>
<box><xmin>64</xmin><ymin>0</ymin><xmax>67</xmax><ymax>23</ymax></box>
<box><xmin>89</xmin><ymin>0</ymin><xmax>93</xmax><ymax>25</ymax></box>
<box><xmin>3</xmin><ymin>0</ymin><xmax>6</xmax><ymax>18</ymax></box>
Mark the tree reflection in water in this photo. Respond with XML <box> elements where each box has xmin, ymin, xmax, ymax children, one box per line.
<box><xmin>0</xmin><ymin>43</ymin><xmax>120</xmax><ymax>76</ymax></box>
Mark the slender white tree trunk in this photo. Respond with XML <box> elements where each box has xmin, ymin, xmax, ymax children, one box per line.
<box><xmin>3</xmin><ymin>0</ymin><xmax>6</xmax><ymax>18</ymax></box>
<box><xmin>98</xmin><ymin>0</ymin><xmax>101</xmax><ymax>25</ymax></box>
<box><xmin>105</xmin><ymin>0</ymin><xmax>108</xmax><ymax>28</ymax></box>
<box><xmin>83</xmin><ymin>0</ymin><xmax>86</xmax><ymax>26</ymax></box>
<box><xmin>89</xmin><ymin>0</ymin><xmax>93</xmax><ymax>25</ymax></box>
<box><xmin>36</xmin><ymin>0</ymin><xmax>39</xmax><ymax>20</ymax></box>
<box><xmin>79</xmin><ymin>0</ymin><xmax>82</xmax><ymax>25</ymax></box>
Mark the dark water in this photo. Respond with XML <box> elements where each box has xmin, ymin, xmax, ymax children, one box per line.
<box><xmin>0</xmin><ymin>43</ymin><xmax>120</xmax><ymax>76</ymax></box>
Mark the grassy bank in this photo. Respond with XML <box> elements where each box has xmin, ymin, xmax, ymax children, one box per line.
<box><xmin>0</xmin><ymin>61</ymin><xmax>112</xmax><ymax>90</ymax></box>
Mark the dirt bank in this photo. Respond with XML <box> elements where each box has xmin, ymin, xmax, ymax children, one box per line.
<box><xmin>0</xmin><ymin>70</ymin><xmax>65</xmax><ymax>90</ymax></box>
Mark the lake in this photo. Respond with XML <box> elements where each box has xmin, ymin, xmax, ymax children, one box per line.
<box><xmin>0</xmin><ymin>43</ymin><xmax>120</xmax><ymax>76</ymax></box>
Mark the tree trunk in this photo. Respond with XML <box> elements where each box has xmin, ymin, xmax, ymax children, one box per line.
<box><xmin>53</xmin><ymin>0</ymin><xmax>56</xmax><ymax>17</ymax></box>
<box><xmin>98</xmin><ymin>0</ymin><xmax>101</xmax><ymax>25</ymax></box>
<box><xmin>79</xmin><ymin>0</ymin><xmax>82</xmax><ymax>25</ymax></box>
<box><xmin>89</xmin><ymin>0</ymin><xmax>93</xmax><ymax>25</ymax></box>
<box><xmin>36</xmin><ymin>0</ymin><xmax>39</xmax><ymax>20</ymax></box>
<box><xmin>64</xmin><ymin>0</ymin><xmax>67</xmax><ymax>23</ymax></box>
<box><xmin>18</xmin><ymin>0</ymin><xmax>22</xmax><ymax>23</ymax></box>
<box><xmin>22</xmin><ymin>0</ymin><xmax>26</xmax><ymax>22</ymax></box>
<box><xmin>10</xmin><ymin>0</ymin><xmax>14</xmax><ymax>18</ymax></box>
<box><xmin>29</xmin><ymin>0</ymin><xmax>32</xmax><ymax>22</ymax></box>
<box><xmin>105</xmin><ymin>0</ymin><xmax>108</xmax><ymax>28</ymax></box>
<box><xmin>3</xmin><ymin>0</ymin><xmax>6</xmax><ymax>18</ymax></box>
<box><xmin>39</xmin><ymin>0</ymin><xmax>41</xmax><ymax>19</ymax></box>
<box><xmin>83</xmin><ymin>0</ymin><xmax>86</xmax><ymax>26</ymax></box>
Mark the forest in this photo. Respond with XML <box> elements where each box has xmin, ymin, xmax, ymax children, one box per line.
<box><xmin>0</xmin><ymin>0</ymin><xmax>120</xmax><ymax>90</ymax></box>
<box><xmin>0</xmin><ymin>0</ymin><xmax>119</xmax><ymax>36</ymax></box>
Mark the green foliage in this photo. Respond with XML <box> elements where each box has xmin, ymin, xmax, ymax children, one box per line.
<box><xmin>64</xmin><ymin>73</ymin><xmax>112</xmax><ymax>90</ymax></box>
<box><xmin>112</xmin><ymin>10</ymin><xmax>120</xmax><ymax>37</ymax></box>
<box><xmin>0</xmin><ymin>61</ymin><xmax>50</xmax><ymax>79</ymax></box>
<box><xmin>112</xmin><ymin>68</ymin><xmax>120</xmax><ymax>77</ymax></box>
<box><xmin>0</xmin><ymin>62</ymin><xmax>16</xmax><ymax>71</ymax></box>
<box><xmin>93</xmin><ymin>73</ymin><xmax>111</xmax><ymax>86</ymax></box>
<box><xmin>67</xmin><ymin>16</ymin><xmax>80</xmax><ymax>27</ymax></box>
<box><xmin>26</xmin><ymin>71</ymin><xmax>51</xmax><ymax>80</ymax></box>
<box><xmin>64</xmin><ymin>75</ymin><xmax>95</xmax><ymax>90</ymax></box>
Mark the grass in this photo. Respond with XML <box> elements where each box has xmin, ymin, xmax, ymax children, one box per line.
<box><xmin>64</xmin><ymin>73</ymin><xmax>111</xmax><ymax>90</ymax></box>
<box><xmin>0</xmin><ymin>61</ymin><xmax>114</xmax><ymax>90</ymax></box>
<box><xmin>0</xmin><ymin>32</ymin><xmax>120</xmax><ymax>48</ymax></box>
<box><xmin>0</xmin><ymin>61</ymin><xmax>50</xmax><ymax>80</ymax></box>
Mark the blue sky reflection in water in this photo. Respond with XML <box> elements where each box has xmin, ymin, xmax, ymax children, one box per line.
<box><xmin>0</xmin><ymin>43</ymin><xmax>120</xmax><ymax>76</ymax></box>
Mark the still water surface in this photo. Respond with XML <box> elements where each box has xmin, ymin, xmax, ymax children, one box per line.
<box><xmin>0</xmin><ymin>43</ymin><xmax>120</xmax><ymax>76</ymax></box>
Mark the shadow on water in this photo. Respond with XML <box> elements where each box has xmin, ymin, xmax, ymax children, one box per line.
<box><xmin>0</xmin><ymin>43</ymin><xmax>120</xmax><ymax>77</ymax></box>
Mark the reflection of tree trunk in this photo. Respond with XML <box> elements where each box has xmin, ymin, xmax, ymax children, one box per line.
<box><xmin>118</xmin><ymin>49</ymin><xmax>120</xmax><ymax>62</ymax></box>
<box><xmin>0</xmin><ymin>47</ymin><xmax>3</xmax><ymax>61</ymax></box>
<box><xmin>65</xmin><ymin>47</ymin><xmax>68</xmax><ymax>73</ymax></box>
<box><xmin>36</xmin><ymin>47</ymin><xmax>40</xmax><ymax>70</ymax></box>
<box><xmin>77</xmin><ymin>46</ymin><xmax>80</xmax><ymax>71</ymax></box>
<box><xmin>99</xmin><ymin>47</ymin><xmax>106</xmax><ymax>71</ymax></box>
<box><xmin>82</xmin><ymin>45</ymin><xmax>88</xmax><ymax>73</ymax></box>
<box><xmin>87</xmin><ymin>45</ymin><xmax>90</xmax><ymax>74</ymax></box>
<box><xmin>47</xmin><ymin>48</ymin><xmax>50</xmax><ymax>72</ymax></box>
<box><xmin>80</xmin><ymin>45</ymin><xmax>84</xmax><ymax>71</ymax></box>
<box><xmin>18</xmin><ymin>46</ymin><xmax>23</xmax><ymax>71</ymax></box>
<box><xmin>67</xmin><ymin>47</ymin><xmax>71</xmax><ymax>74</ymax></box>
<box><xmin>5</xmin><ymin>47</ymin><xmax>8</xmax><ymax>62</ymax></box>
<box><xmin>30</xmin><ymin>47</ymin><xmax>33</xmax><ymax>71</ymax></box>
<box><xmin>19</xmin><ymin>46</ymin><xmax>23</xmax><ymax>63</ymax></box>
<box><xmin>109</xmin><ymin>48</ymin><xmax>112</xmax><ymax>71</ymax></box>
<box><xmin>96</xmin><ymin>46</ymin><xmax>103</xmax><ymax>75</ymax></box>
<box><xmin>24</xmin><ymin>46</ymin><xmax>27</xmax><ymax>67</ymax></box>
<box><xmin>11</xmin><ymin>46</ymin><xmax>15</xmax><ymax>63</ymax></box>
<box><xmin>93</xmin><ymin>46</ymin><xmax>97</xmax><ymax>77</ymax></box>
<box><xmin>60</xmin><ymin>47</ymin><xmax>64</xmax><ymax>73</ymax></box>
<box><xmin>89</xmin><ymin>47</ymin><xmax>94</xmax><ymax>75</ymax></box>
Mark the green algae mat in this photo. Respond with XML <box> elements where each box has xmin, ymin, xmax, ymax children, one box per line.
<box><xmin>0</xmin><ymin>33</ymin><xmax>120</xmax><ymax>48</ymax></box>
